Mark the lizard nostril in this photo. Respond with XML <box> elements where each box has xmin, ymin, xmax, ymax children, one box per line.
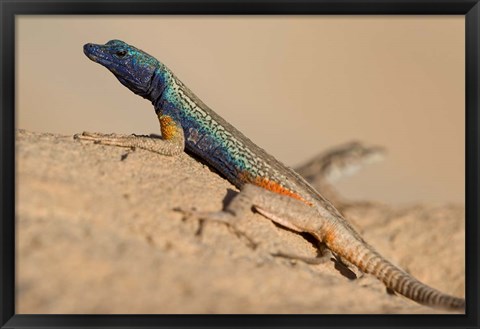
<box><xmin>84</xmin><ymin>43</ymin><xmax>96</xmax><ymax>54</ymax></box>
<box><xmin>83</xmin><ymin>44</ymin><xmax>96</xmax><ymax>57</ymax></box>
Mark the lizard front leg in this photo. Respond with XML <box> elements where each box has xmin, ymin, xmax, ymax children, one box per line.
<box><xmin>74</xmin><ymin>114</ymin><xmax>185</xmax><ymax>156</ymax></box>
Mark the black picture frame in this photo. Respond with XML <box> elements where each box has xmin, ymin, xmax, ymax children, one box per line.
<box><xmin>1</xmin><ymin>1</ymin><xmax>478</xmax><ymax>328</ymax></box>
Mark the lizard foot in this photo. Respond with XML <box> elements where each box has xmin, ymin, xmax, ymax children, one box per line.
<box><xmin>74</xmin><ymin>131</ymin><xmax>184</xmax><ymax>156</ymax></box>
<box><xmin>74</xmin><ymin>131</ymin><xmax>139</xmax><ymax>144</ymax></box>
<box><xmin>273</xmin><ymin>244</ymin><xmax>358</xmax><ymax>280</ymax></box>
<box><xmin>173</xmin><ymin>207</ymin><xmax>258</xmax><ymax>249</ymax></box>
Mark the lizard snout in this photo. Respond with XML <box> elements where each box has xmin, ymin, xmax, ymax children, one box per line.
<box><xmin>83</xmin><ymin>43</ymin><xmax>106</xmax><ymax>64</ymax></box>
<box><xmin>83</xmin><ymin>43</ymin><xmax>96</xmax><ymax>55</ymax></box>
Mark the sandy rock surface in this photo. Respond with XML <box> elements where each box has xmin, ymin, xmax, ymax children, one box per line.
<box><xmin>16</xmin><ymin>130</ymin><xmax>464</xmax><ymax>314</ymax></box>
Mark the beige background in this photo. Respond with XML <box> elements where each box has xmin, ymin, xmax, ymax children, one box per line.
<box><xmin>16</xmin><ymin>16</ymin><xmax>465</xmax><ymax>205</ymax></box>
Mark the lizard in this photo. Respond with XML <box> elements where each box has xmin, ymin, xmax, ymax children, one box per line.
<box><xmin>295</xmin><ymin>141</ymin><xmax>386</xmax><ymax>188</ymax></box>
<box><xmin>293</xmin><ymin>141</ymin><xmax>386</xmax><ymax>208</ymax></box>
<box><xmin>76</xmin><ymin>39</ymin><xmax>465</xmax><ymax>311</ymax></box>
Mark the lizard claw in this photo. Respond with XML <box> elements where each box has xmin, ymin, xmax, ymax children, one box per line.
<box><xmin>72</xmin><ymin>132</ymin><xmax>141</xmax><ymax>152</ymax></box>
<box><xmin>73</xmin><ymin>132</ymin><xmax>87</xmax><ymax>140</ymax></box>
<box><xmin>73</xmin><ymin>131</ymin><xmax>104</xmax><ymax>142</ymax></box>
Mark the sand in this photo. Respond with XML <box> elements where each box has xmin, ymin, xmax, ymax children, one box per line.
<box><xmin>16</xmin><ymin>129</ymin><xmax>464</xmax><ymax>314</ymax></box>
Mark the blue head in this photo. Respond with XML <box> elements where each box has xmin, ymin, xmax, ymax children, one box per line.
<box><xmin>84</xmin><ymin>40</ymin><xmax>160</xmax><ymax>99</ymax></box>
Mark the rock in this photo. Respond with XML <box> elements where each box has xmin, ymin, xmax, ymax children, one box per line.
<box><xmin>16</xmin><ymin>130</ymin><xmax>464</xmax><ymax>314</ymax></box>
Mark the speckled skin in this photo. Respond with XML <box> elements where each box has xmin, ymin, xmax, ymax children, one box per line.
<box><xmin>82</xmin><ymin>40</ymin><xmax>465</xmax><ymax>311</ymax></box>
<box><xmin>84</xmin><ymin>40</ymin><xmax>320</xmax><ymax>205</ymax></box>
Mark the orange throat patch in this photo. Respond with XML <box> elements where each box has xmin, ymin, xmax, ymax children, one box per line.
<box><xmin>159</xmin><ymin>115</ymin><xmax>178</xmax><ymax>140</ymax></box>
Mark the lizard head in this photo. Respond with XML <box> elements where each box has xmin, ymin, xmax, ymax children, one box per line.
<box><xmin>83</xmin><ymin>40</ymin><xmax>160</xmax><ymax>98</ymax></box>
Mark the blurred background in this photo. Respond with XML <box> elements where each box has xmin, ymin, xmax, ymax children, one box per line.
<box><xmin>16</xmin><ymin>16</ymin><xmax>464</xmax><ymax>205</ymax></box>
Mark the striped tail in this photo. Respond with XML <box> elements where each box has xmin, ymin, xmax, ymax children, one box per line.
<box><xmin>326</xmin><ymin>229</ymin><xmax>465</xmax><ymax>311</ymax></box>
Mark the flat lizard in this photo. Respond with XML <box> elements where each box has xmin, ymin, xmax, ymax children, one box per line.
<box><xmin>294</xmin><ymin>141</ymin><xmax>386</xmax><ymax>207</ymax></box>
<box><xmin>77</xmin><ymin>40</ymin><xmax>465</xmax><ymax>311</ymax></box>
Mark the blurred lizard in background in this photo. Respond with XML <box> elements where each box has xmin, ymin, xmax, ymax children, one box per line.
<box><xmin>294</xmin><ymin>141</ymin><xmax>385</xmax><ymax>209</ymax></box>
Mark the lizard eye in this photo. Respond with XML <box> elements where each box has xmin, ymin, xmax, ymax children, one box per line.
<box><xmin>115</xmin><ymin>50</ymin><xmax>127</xmax><ymax>58</ymax></box>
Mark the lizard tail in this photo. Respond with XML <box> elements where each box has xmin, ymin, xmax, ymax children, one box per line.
<box><xmin>326</xmin><ymin>232</ymin><xmax>465</xmax><ymax>311</ymax></box>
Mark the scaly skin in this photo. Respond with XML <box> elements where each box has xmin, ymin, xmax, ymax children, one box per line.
<box><xmin>81</xmin><ymin>40</ymin><xmax>465</xmax><ymax>311</ymax></box>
